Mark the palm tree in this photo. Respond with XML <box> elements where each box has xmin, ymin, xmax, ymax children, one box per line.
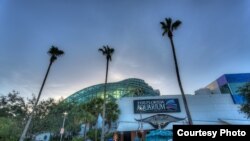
<box><xmin>98</xmin><ymin>45</ymin><xmax>114</xmax><ymax>141</ymax></box>
<box><xmin>160</xmin><ymin>18</ymin><xmax>193</xmax><ymax>125</ymax></box>
<box><xmin>19</xmin><ymin>46</ymin><xmax>64</xmax><ymax>141</ymax></box>
<box><xmin>106</xmin><ymin>100</ymin><xmax>120</xmax><ymax>130</ymax></box>
<box><xmin>74</xmin><ymin>104</ymin><xmax>95</xmax><ymax>141</ymax></box>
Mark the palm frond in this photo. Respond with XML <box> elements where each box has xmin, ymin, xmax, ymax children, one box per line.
<box><xmin>99</xmin><ymin>45</ymin><xmax>114</xmax><ymax>61</ymax></box>
<box><xmin>162</xmin><ymin>31</ymin><xmax>167</xmax><ymax>36</ymax></box>
<box><xmin>166</xmin><ymin>18</ymin><xmax>171</xmax><ymax>23</ymax></box>
<box><xmin>103</xmin><ymin>46</ymin><xmax>108</xmax><ymax>52</ymax></box>
<box><xmin>48</xmin><ymin>46</ymin><xmax>64</xmax><ymax>56</ymax></box>
<box><xmin>98</xmin><ymin>48</ymin><xmax>104</xmax><ymax>53</ymax></box>
<box><xmin>160</xmin><ymin>21</ymin><xmax>169</xmax><ymax>36</ymax></box>
<box><xmin>109</xmin><ymin>48</ymin><xmax>114</xmax><ymax>60</ymax></box>
<box><xmin>47</xmin><ymin>46</ymin><xmax>64</xmax><ymax>62</ymax></box>
<box><xmin>48</xmin><ymin>46</ymin><xmax>58</xmax><ymax>55</ymax></box>
<box><xmin>172</xmin><ymin>20</ymin><xmax>182</xmax><ymax>30</ymax></box>
<box><xmin>56</xmin><ymin>50</ymin><xmax>64</xmax><ymax>56</ymax></box>
<box><xmin>160</xmin><ymin>22</ymin><xmax>167</xmax><ymax>30</ymax></box>
<box><xmin>160</xmin><ymin>22</ymin><xmax>166</xmax><ymax>27</ymax></box>
<box><xmin>110</xmin><ymin>48</ymin><xmax>114</xmax><ymax>54</ymax></box>
<box><xmin>99</xmin><ymin>48</ymin><xmax>106</xmax><ymax>55</ymax></box>
<box><xmin>166</xmin><ymin>18</ymin><xmax>172</xmax><ymax>29</ymax></box>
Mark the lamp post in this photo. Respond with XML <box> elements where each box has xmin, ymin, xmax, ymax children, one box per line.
<box><xmin>60</xmin><ymin>112</ymin><xmax>68</xmax><ymax>141</ymax></box>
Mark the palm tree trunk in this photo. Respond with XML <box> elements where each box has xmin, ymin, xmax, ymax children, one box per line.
<box><xmin>19</xmin><ymin>60</ymin><xmax>53</xmax><ymax>141</ymax></box>
<box><xmin>101</xmin><ymin>58</ymin><xmax>109</xmax><ymax>141</ymax></box>
<box><xmin>169</xmin><ymin>37</ymin><xmax>193</xmax><ymax>125</ymax></box>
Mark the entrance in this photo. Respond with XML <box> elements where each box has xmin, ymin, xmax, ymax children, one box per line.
<box><xmin>123</xmin><ymin>132</ymin><xmax>131</xmax><ymax>141</ymax></box>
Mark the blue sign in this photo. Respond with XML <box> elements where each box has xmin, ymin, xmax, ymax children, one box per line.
<box><xmin>134</xmin><ymin>99</ymin><xmax>180</xmax><ymax>113</ymax></box>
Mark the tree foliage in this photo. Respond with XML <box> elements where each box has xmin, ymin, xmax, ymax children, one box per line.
<box><xmin>0</xmin><ymin>91</ymin><xmax>120</xmax><ymax>141</ymax></box>
<box><xmin>0</xmin><ymin>117</ymin><xmax>22</xmax><ymax>141</ymax></box>
<box><xmin>0</xmin><ymin>91</ymin><xmax>34</xmax><ymax>140</ymax></box>
<box><xmin>0</xmin><ymin>90</ymin><xmax>27</xmax><ymax>118</ymax></box>
<box><xmin>0</xmin><ymin>91</ymin><xmax>63</xmax><ymax>140</ymax></box>
<box><xmin>160</xmin><ymin>17</ymin><xmax>182</xmax><ymax>37</ymax></box>
<box><xmin>238</xmin><ymin>83</ymin><xmax>250</xmax><ymax>118</ymax></box>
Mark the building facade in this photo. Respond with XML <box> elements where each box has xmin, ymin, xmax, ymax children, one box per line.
<box><xmin>197</xmin><ymin>73</ymin><xmax>250</xmax><ymax>104</ymax></box>
<box><xmin>116</xmin><ymin>94</ymin><xmax>250</xmax><ymax>141</ymax></box>
<box><xmin>116</xmin><ymin>74</ymin><xmax>250</xmax><ymax>141</ymax></box>
<box><xmin>64</xmin><ymin>75</ymin><xmax>250</xmax><ymax>141</ymax></box>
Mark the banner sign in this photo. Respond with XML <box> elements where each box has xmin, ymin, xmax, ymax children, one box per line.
<box><xmin>133</xmin><ymin>99</ymin><xmax>180</xmax><ymax>113</ymax></box>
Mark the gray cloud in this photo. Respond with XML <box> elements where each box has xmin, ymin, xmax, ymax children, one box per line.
<box><xmin>0</xmin><ymin>0</ymin><xmax>250</xmax><ymax>99</ymax></box>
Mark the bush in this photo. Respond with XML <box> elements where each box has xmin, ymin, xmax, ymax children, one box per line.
<box><xmin>72</xmin><ymin>136</ymin><xmax>83</xmax><ymax>141</ymax></box>
<box><xmin>87</xmin><ymin>129</ymin><xmax>101</xmax><ymax>141</ymax></box>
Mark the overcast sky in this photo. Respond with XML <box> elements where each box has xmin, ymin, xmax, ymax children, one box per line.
<box><xmin>0</xmin><ymin>0</ymin><xmax>250</xmax><ymax>100</ymax></box>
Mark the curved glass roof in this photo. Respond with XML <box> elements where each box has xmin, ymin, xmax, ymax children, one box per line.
<box><xmin>65</xmin><ymin>78</ymin><xmax>160</xmax><ymax>104</ymax></box>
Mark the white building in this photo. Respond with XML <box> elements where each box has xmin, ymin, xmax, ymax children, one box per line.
<box><xmin>116</xmin><ymin>93</ymin><xmax>250</xmax><ymax>141</ymax></box>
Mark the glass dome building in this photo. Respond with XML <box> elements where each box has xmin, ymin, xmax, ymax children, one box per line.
<box><xmin>65</xmin><ymin>78</ymin><xmax>160</xmax><ymax>104</ymax></box>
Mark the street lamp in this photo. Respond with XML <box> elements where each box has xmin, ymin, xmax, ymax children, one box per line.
<box><xmin>60</xmin><ymin>112</ymin><xmax>68</xmax><ymax>141</ymax></box>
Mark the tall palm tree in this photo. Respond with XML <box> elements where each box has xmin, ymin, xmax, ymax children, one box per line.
<box><xmin>160</xmin><ymin>18</ymin><xmax>193</xmax><ymax>125</ymax></box>
<box><xmin>19</xmin><ymin>46</ymin><xmax>64</xmax><ymax>141</ymax></box>
<box><xmin>98</xmin><ymin>45</ymin><xmax>114</xmax><ymax>141</ymax></box>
